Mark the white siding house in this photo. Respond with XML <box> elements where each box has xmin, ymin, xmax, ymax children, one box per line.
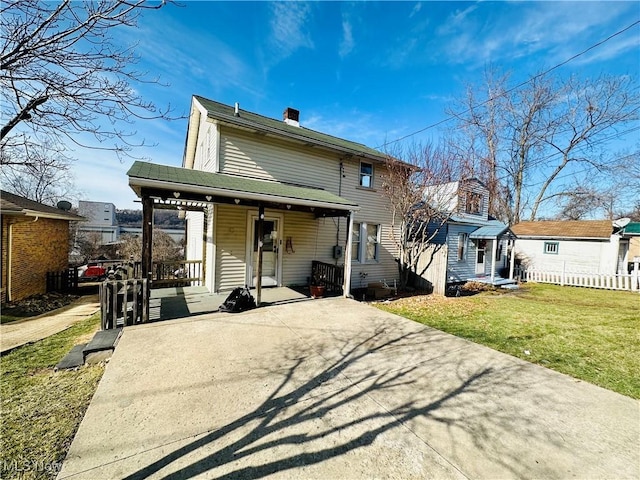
<box><xmin>511</xmin><ymin>220</ymin><xmax>630</xmax><ymax>275</ymax></box>
<box><xmin>128</xmin><ymin>96</ymin><xmax>400</xmax><ymax>296</ymax></box>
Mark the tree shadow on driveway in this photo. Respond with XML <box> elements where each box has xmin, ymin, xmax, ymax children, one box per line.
<box><xmin>118</xmin><ymin>323</ymin><xmax>548</xmax><ymax>480</ymax></box>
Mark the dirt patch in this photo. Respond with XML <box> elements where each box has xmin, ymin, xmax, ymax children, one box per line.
<box><xmin>2</xmin><ymin>292</ymin><xmax>79</xmax><ymax>318</ymax></box>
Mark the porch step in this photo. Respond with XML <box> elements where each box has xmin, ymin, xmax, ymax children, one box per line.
<box><xmin>83</xmin><ymin>328</ymin><xmax>123</xmax><ymax>364</ymax></box>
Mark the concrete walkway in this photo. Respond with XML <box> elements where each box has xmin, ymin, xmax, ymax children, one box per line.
<box><xmin>58</xmin><ymin>298</ymin><xmax>639</xmax><ymax>480</ymax></box>
<box><xmin>1</xmin><ymin>295</ymin><xmax>100</xmax><ymax>353</ymax></box>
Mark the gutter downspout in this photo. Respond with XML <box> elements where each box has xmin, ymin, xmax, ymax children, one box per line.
<box><xmin>7</xmin><ymin>222</ymin><xmax>12</xmax><ymax>302</ymax></box>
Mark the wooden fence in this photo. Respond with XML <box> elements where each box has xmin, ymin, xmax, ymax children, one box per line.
<box><xmin>311</xmin><ymin>261</ymin><xmax>344</xmax><ymax>294</ymax></box>
<box><xmin>46</xmin><ymin>267</ymin><xmax>79</xmax><ymax>293</ymax></box>
<box><xmin>100</xmin><ymin>278</ymin><xmax>148</xmax><ymax>330</ymax></box>
<box><xmin>516</xmin><ymin>264</ymin><xmax>639</xmax><ymax>292</ymax></box>
<box><xmin>414</xmin><ymin>244</ymin><xmax>448</xmax><ymax>295</ymax></box>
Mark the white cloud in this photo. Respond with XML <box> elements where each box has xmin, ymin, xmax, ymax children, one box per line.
<box><xmin>409</xmin><ymin>2</ymin><xmax>422</xmax><ymax>19</ymax></box>
<box><xmin>339</xmin><ymin>19</ymin><xmax>355</xmax><ymax>58</ymax></box>
<box><xmin>268</xmin><ymin>2</ymin><xmax>314</xmax><ymax>63</ymax></box>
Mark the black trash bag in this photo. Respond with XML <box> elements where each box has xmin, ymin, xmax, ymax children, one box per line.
<box><xmin>219</xmin><ymin>286</ymin><xmax>257</xmax><ymax>313</ymax></box>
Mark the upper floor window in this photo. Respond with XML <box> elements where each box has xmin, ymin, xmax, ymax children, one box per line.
<box><xmin>544</xmin><ymin>242</ymin><xmax>559</xmax><ymax>255</ymax></box>
<box><xmin>359</xmin><ymin>161</ymin><xmax>373</xmax><ymax>188</ymax></box>
<box><xmin>464</xmin><ymin>191</ymin><xmax>483</xmax><ymax>215</ymax></box>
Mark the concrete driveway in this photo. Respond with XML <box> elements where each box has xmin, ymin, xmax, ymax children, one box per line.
<box><xmin>58</xmin><ymin>298</ymin><xmax>639</xmax><ymax>480</ymax></box>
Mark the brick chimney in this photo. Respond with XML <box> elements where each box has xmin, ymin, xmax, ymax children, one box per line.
<box><xmin>283</xmin><ymin>107</ymin><xmax>300</xmax><ymax>127</ymax></box>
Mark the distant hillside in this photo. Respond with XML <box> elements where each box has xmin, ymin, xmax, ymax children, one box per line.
<box><xmin>116</xmin><ymin>209</ymin><xmax>186</xmax><ymax>228</ymax></box>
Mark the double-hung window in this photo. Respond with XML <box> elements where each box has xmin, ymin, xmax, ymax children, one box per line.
<box><xmin>365</xmin><ymin>224</ymin><xmax>380</xmax><ymax>261</ymax></box>
<box><xmin>359</xmin><ymin>161</ymin><xmax>373</xmax><ymax>188</ymax></box>
<box><xmin>351</xmin><ymin>222</ymin><xmax>380</xmax><ymax>262</ymax></box>
<box><xmin>352</xmin><ymin>222</ymin><xmax>361</xmax><ymax>262</ymax></box>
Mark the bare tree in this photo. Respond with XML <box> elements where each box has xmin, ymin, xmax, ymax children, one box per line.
<box><xmin>450</xmin><ymin>70</ymin><xmax>639</xmax><ymax>223</ymax></box>
<box><xmin>1</xmin><ymin>0</ymin><xmax>177</xmax><ymax>167</ymax></box>
<box><xmin>118</xmin><ymin>230</ymin><xmax>182</xmax><ymax>262</ymax></box>
<box><xmin>0</xmin><ymin>140</ymin><xmax>76</xmax><ymax>205</ymax></box>
<box><xmin>382</xmin><ymin>142</ymin><xmax>461</xmax><ymax>289</ymax></box>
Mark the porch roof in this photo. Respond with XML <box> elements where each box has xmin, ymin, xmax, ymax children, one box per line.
<box><xmin>127</xmin><ymin>161</ymin><xmax>360</xmax><ymax>213</ymax></box>
<box><xmin>469</xmin><ymin>221</ymin><xmax>511</xmax><ymax>239</ymax></box>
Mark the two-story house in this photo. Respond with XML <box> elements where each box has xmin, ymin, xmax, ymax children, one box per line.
<box><xmin>419</xmin><ymin>179</ymin><xmax>516</xmax><ymax>294</ymax></box>
<box><xmin>127</xmin><ymin>96</ymin><xmax>400</xmax><ymax>299</ymax></box>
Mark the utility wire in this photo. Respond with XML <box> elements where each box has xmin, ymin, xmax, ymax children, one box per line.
<box><xmin>376</xmin><ymin>19</ymin><xmax>640</xmax><ymax>150</ymax></box>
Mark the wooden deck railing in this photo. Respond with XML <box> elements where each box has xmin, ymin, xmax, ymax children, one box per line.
<box><xmin>312</xmin><ymin>261</ymin><xmax>344</xmax><ymax>294</ymax></box>
<box><xmin>152</xmin><ymin>260</ymin><xmax>202</xmax><ymax>287</ymax></box>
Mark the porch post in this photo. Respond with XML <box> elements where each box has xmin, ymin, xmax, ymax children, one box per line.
<box><xmin>509</xmin><ymin>238</ymin><xmax>516</xmax><ymax>280</ymax></box>
<box><xmin>343</xmin><ymin>210</ymin><xmax>355</xmax><ymax>298</ymax></box>
<box><xmin>491</xmin><ymin>238</ymin><xmax>498</xmax><ymax>282</ymax></box>
<box><xmin>141</xmin><ymin>195</ymin><xmax>154</xmax><ymax>321</ymax></box>
<box><xmin>256</xmin><ymin>205</ymin><xmax>264</xmax><ymax>306</ymax></box>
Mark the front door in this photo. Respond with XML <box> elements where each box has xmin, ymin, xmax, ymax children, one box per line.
<box><xmin>475</xmin><ymin>240</ymin><xmax>486</xmax><ymax>275</ymax></box>
<box><xmin>246</xmin><ymin>214</ymin><xmax>282</xmax><ymax>287</ymax></box>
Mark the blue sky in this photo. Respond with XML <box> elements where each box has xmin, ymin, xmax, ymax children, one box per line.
<box><xmin>73</xmin><ymin>1</ymin><xmax>640</xmax><ymax>210</ymax></box>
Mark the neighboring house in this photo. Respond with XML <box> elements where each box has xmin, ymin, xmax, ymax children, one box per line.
<box><xmin>77</xmin><ymin>200</ymin><xmax>185</xmax><ymax>245</ymax></box>
<box><xmin>127</xmin><ymin>96</ymin><xmax>400</xmax><ymax>295</ymax></box>
<box><xmin>511</xmin><ymin>220</ymin><xmax>630</xmax><ymax>275</ymax></box>
<box><xmin>620</xmin><ymin>222</ymin><xmax>640</xmax><ymax>269</ymax></box>
<box><xmin>1</xmin><ymin>191</ymin><xmax>84</xmax><ymax>303</ymax></box>
<box><xmin>419</xmin><ymin>179</ymin><xmax>515</xmax><ymax>294</ymax></box>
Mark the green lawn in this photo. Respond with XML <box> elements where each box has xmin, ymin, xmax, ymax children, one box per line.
<box><xmin>1</xmin><ymin>314</ymin><xmax>104</xmax><ymax>480</ymax></box>
<box><xmin>377</xmin><ymin>283</ymin><xmax>640</xmax><ymax>399</ymax></box>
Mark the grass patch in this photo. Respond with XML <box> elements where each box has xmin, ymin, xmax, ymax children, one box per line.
<box><xmin>377</xmin><ymin>283</ymin><xmax>640</xmax><ymax>399</ymax></box>
<box><xmin>1</xmin><ymin>314</ymin><xmax>104</xmax><ymax>480</ymax></box>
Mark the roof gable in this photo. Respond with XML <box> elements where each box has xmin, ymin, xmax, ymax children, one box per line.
<box><xmin>511</xmin><ymin>220</ymin><xmax>613</xmax><ymax>239</ymax></box>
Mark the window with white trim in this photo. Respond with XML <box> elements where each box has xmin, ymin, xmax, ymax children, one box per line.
<box><xmin>365</xmin><ymin>224</ymin><xmax>380</xmax><ymax>261</ymax></box>
<box><xmin>352</xmin><ymin>222</ymin><xmax>361</xmax><ymax>262</ymax></box>
<box><xmin>457</xmin><ymin>233</ymin><xmax>468</xmax><ymax>261</ymax></box>
<box><xmin>544</xmin><ymin>242</ymin><xmax>559</xmax><ymax>254</ymax></box>
<box><xmin>359</xmin><ymin>161</ymin><xmax>373</xmax><ymax>188</ymax></box>
<box><xmin>351</xmin><ymin>222</ymin><xmax>380</xmax><ymax>262</ymax></box>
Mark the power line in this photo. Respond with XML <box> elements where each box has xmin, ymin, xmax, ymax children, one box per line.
<box><xmin>376</xmin><ymin>19</ymin><xmax>640</xmax><ymax>150</ymax></box>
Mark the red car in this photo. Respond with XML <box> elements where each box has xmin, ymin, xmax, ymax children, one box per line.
<box><xmin>80</xmin><ymin>265</ymin><xmax>107</xmax><ymax>282</ymax></box>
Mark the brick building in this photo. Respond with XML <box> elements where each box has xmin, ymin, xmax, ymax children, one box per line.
<box><xmin>1</xmin><ymin>191</ymin><xmax>84</xmax><ymax>303</ymax></box>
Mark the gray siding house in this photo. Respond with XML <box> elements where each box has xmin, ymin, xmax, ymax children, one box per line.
<box><xmin>419</xmin><ymin>179</ymin><xmax>515</xmax><ymax>294</ymax></box>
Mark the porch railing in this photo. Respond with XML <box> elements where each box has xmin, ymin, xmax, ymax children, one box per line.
<box><xmin>100</xmin><ymin>278</ymin><xmax>148</xmax><ymax>330</ymax></box>
<box><xmin>152</xmin><ymin>260</ymin><xmax>202</xmax><ymax>287</ymax></box>
<box><xmin>312</xmin><ymin>261</ymin><xmax>344</xmax><ymax>294</ymax></box>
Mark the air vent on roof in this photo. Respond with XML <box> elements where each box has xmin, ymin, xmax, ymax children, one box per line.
<box><xmin>283</xmin><ymin>107</ymin><xmax>300</xmax><ymax>127</ymax></box>
<box><xmin>234</xmin><ymin>102</ymin><xmax>240</xmax><ymax>117</ymax></box>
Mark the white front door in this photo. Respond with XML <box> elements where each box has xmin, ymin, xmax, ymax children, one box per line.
<box><xmin>246</xmin><ymin>213</ymin><xmax>283</xmax><ymax>287</ymax></box>
<box><xmin>475</xmin><ymin>240</ymin><xmax>486</xmax><ymax>275</ymax></box>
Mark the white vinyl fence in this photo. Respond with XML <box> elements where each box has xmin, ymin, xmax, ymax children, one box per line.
<box><xmin>516</xmin><ymin>261</ymin><xmax>639</xmax><ymax>292</ymax></box>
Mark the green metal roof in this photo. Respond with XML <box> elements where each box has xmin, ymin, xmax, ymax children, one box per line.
<box><xmin>194</xmin><ymin>95</ymin><xmax>389</xmax><ymax>162</ymax></box>
<box><xmin>127</xmin><ymin>161</ymin><xmax>359</xmax><ymax>210</ymax></box>
<box><xmin>622</xmin><ymin>222</ymin><xmax>640</xmax><ymax>235</ymax></box>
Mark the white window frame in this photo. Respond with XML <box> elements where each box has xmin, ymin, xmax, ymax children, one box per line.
<box><xmin>351</xmin><ymin>222</ymin><xmax>380</xmax><ymax>263</ymax></box>
<box><xmin>352</xmin><ymin>222</ymin><xmax>361</xmax><ymax>262</ymax></box>
<box><xmin>544</xmin><ymin>242</ymin><xmax>559</xmax><ymax>255</ymax></box>
<box><xmin>359</xmin><ymin>161</ymin><xmax>374</xmax><ymax>189</ymax></box>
